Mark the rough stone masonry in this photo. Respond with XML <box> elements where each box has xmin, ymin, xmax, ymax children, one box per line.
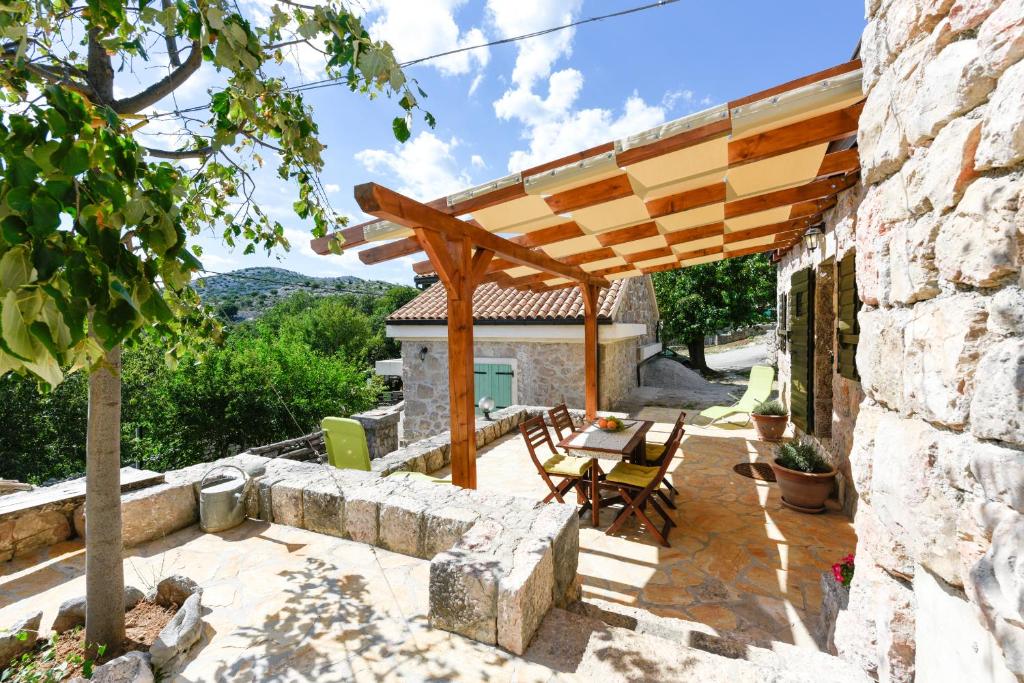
<box><xmin>781</xmin><ymin>1</ymin><xmax>1023</xmax><ymax>681</ymax></box>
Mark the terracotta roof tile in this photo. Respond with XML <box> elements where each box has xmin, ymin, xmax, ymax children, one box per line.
<box><xmin>388</xmin><ymin>278</ymin><xmax>626</xmax><ymax>323</ymax></box>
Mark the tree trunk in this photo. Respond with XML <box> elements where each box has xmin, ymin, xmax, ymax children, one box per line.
<box><xmin>686</xmin><ymin>336</ymin><xmax>708</xmax><ymax>372</ymax></box>
<box><xmin>85</xmin><ymin>345</ymin><xmax>125</xmax><ymax>651</ymax></box>
<box><xmin>83</xmin><ymin>33</ymin><xmax>125</xmax><ymax>654</ymax></box>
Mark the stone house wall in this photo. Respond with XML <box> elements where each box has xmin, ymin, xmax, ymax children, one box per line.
<box><xmin>776</xmin><ymin>183</ymin><xmax>866</xmax><ymax>517</ymax></box>
<box><xmin>825</xmin><ymin>1</ymin><xmax>1023</xmax><ymax>680</ymax></box>
<box><xmin>402</xmin><ymin>337</ymin><xmax>640</xmax><ymax>443</ymax></box>
<box><xmin>612</xmin><ymin>276</ymin><xmax>660</xmax><ymax>345</ymax></box>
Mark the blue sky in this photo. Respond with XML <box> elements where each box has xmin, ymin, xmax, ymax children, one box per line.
<box><xmin>172</xmin><ymin>1</ymin><xmax>866</xmax><ymax>285</ymax></box>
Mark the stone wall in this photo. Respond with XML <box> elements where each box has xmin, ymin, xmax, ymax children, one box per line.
<box><xmin>402</xmin><ymin>338</ymin><xmax>640</xmax><ymax>442</ymax></box>
<box><xmin>776</xmin><ymin>183</ymin><xmax>866</xmax><ymax>516</ymax></box>
<box><xmin>351</xmin><ymin>403</ymin><xmax>402</xmax><ymax>459</ymax></box>
<box><xmin>612</xmin><ymin>275</ymin><xmax>660</xmax><ymax>345</ymax></box>
<box><xmin>835</xmin><ymin>1</ymin><xmax>1024</xmax><ymax>680</ymax></box>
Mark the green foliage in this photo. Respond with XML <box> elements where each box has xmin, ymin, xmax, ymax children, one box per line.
<box><xmin>0</xmin><ymin>0</ymin><xmax>431</xmax><ymax>388</ymax></box>
<box><xmin>651</xmin><ymin>254</ymin><xmax>776</xmax><ymax>346</ymax></box>
<box><xmin>775</xmin><ymin>442</ymin><xmax>831</xmax><ymax>474</ymax></box>
<box><xmin>0</xmin><ymin>289</ymin><xmax>415</xmax><ymax>482</ymax></box>
<box><xmin>752</xmin><ymin>399</ymin><xmax>786</xmax><ymax>416</ymax></box>
<box><xmin>1</xmin><ymin>628</ymin><xmax>104</xmax><ymax>682</ymax></box>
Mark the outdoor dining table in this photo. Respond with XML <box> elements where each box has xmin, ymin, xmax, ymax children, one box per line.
<box><xmin>557</xmin><ymin>419</ymin><xmax>655</xmax><ymax>527</ymax></box>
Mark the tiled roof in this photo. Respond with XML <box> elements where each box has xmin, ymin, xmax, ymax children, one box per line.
<box><xmin>388</xmin><ymin>278</ymin><xmax>625</xmax><ymax>323</ymax></box>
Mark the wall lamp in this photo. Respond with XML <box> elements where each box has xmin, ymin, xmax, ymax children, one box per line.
<box><xmin>418</xmin><ymin>346</ymin><xmax>428</xmax><ymax>361</ymax></box>
<box><xmin>803</xmin><ymin>225</ymin><xmax>824</xmax><ymax>252</ymax></box>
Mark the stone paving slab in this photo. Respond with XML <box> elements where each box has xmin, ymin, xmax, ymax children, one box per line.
<box><xmin>447</xmin><ymin>408</ymin><xmax>858</xmax><ymax>652</ymax></box>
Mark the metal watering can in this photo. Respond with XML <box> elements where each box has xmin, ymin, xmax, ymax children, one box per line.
<box><xmin>199</xmin><ymin>465</ymin><xmax>252</xmax><ymax>533</ymax></box>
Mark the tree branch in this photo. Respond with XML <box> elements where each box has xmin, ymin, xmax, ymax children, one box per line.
<box><xmin>161</xmin><ymin>0</ymin><xmax>181</xmax><ymax>67</ymax></box>
<box><xmin>144</xmin><ymin>145</ymin><xmax>213</xmax><ymax>159</ymax></box>
<box><xmin>112</xmin><ymin>40</ymin><xmax>201</xmax><ymax>114</ymax></box>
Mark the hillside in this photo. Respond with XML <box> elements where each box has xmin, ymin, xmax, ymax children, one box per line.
<box><xmin>195</xmin><ymin>267</ymin><xmax>402</xmax><ymax>319</ymax></box>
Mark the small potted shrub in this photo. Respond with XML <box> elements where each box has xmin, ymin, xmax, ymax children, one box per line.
<box><xmin>770</xmin><ymin>442</ymin><xmax>835</xmax><ymax>513</ymax></box>
<box><xmin>751</xmin><ymin>399</ymin><xmax>788</xmax><ymax>441</ymax></box>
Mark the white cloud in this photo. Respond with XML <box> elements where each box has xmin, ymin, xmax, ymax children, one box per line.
<box><xmin>470</xmin><ymin>154</ymin><xmax>486</xmax><ymax>169</ymax></box>
<box><xmin>355</xmin><ymin>131</ymin><xmax>474</xmax><ymax>201</ymax></box>
<box><xmin>486</xmin><ymin>0</ymin><xmax>582</xmax><ymax>88</ymax></box>
<box><xmin>497</xmin><ymin>70</ymin><xmax>667</xmax><ymax>172</ymax></box>
<box><xmin>323</xmin><ymin>183</ymin><xmax>341</xmax><ymax>194</ymax></box>
<box><xmin>364</xmin><ymin>0</ymin><xmax>489</xmax><ymax>77</ymax></box>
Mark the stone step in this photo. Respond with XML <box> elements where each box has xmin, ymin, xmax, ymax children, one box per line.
<box><xmin>553</xmin><ymin>598</ymin><xmax>871</xmax><ymax>682</ymax></box>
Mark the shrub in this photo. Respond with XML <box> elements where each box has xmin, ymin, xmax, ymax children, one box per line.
<box><xmin>752</xmin><ymin>399</ymin><xmax>786</xmax><ymax>416</ymax></box>
<box><xmin>775</xmin><ymin>442</ymin><xmax>831</xmax><ymax>473</ymax></box>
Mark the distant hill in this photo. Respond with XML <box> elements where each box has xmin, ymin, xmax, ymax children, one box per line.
<box><xmin>194</xmin><ymin>267</ymin><xmax>403</xmax><ymax>320</ymax></box>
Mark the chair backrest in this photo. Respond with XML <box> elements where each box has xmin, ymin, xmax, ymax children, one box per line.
<box><xmin>735</xmin><ymin>365</ymin><xmax>775</xmax><ymax>411</ymax></box>
<box><xmin>643</xmin><ymin>423</ymin><xmax>686</xmax><ymax>494</ymax></box>
<box><xmin>548</xmin><ymin>404</ymin><xmax>576</xmax><ymax>441</ymax></box>
<box><xmin>519</xmin><ymin>415</ymin><xmax>558</xmax><ymax>472</ymax></box>
<box><xmin>648</xmin><ymin>411</ymin><xmax>687</xmax><ymax>466</ymax></box>
<box><xmin>321</xmin><ymin>417</ymin><xmax>371</xmax><ymax>471</ymax></box>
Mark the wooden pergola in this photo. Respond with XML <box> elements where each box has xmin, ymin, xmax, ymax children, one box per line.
<box><xmin>314</xmin><ymin>59</ymin><xmax>864</xmax><ymax>489</ymax></box>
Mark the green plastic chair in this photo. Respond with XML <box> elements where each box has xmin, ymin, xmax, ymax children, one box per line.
<box><xmin>696</xmin><ymin>365</ymin><xmax>775</xmax><ymax>426</ymax></box>
<box><xmin>321</xmin><ymin>417</ymin><xmax>371</xmax><ymax>471</ymax></box>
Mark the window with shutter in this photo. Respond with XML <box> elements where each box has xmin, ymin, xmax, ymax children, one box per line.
<box><xmin>789</xmin><ymin>268</ymin><xmax>814</xmax><ymax>433</ymax></box>
<box><xmin>836</xmin><ymin>251</ymin><xmax>861</xmax><ymax>381</ymax></box>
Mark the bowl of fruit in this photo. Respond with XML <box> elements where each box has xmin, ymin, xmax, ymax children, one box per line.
<box><xmin>594</xmin><ymin>416</ymin><xmax>629</xmax><ymax>432</ymax></box>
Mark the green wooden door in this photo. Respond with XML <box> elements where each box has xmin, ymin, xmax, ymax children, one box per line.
<box><xmin>474</xmin><ymin>363</ymin><xmax>513</xmax><ymax>413</ymax></box>
<box><xmin>789</xmin><ymin>269</ymin><xmax>815</xmax><ymax>433</ymax></box>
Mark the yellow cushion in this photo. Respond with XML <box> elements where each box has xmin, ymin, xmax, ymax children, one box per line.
<box><xmin>645</xmin><ymin>442</ymin><xmax>664</xmax><ymax>463</ymax></box>
<box><xmin>543</xmin><ymin>454</ymin><xmax>593</xmax><ymax>478</ymax></box>
<box><xmin>605</xmin><ymin>462</ymin><xmax>660</xmax><ymax>488</ymax></box>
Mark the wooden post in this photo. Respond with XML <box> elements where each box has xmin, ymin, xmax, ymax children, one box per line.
<box><xmin>582</xmin><ymin>283</ymin><xmax>600</xmax><ymax>421</ymax></box>
<box><xmin>412</xmin><ymin>228</ymin><xmax>491</xmax><ymax>489</ymax></box>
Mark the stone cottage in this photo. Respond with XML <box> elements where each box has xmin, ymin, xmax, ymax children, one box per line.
<box><xmin>386</xmin><ymin>275</ymin><xmax>660</xmax><ymax>442</ymax></box>
<box><xmin>775</xmin><ymin>1</ymin><xmax>1023</xmax><ymax>680</ymax></box>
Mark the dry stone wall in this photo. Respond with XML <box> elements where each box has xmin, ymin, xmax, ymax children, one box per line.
<box><xmin>835</xmin><ymin>1</ymin><xmax>1024</xmax><ymax>680</ymax></box>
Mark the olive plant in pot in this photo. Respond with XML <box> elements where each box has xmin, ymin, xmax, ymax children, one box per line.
<box><xmin>751</xmin><ymin>399</ymin><xmax>788</xmax><ymax>441</ymax></box>
<box><xmin>770</xmin><ymin>442</ymin><xmax>836</xmax><ymax>513</ymax></box>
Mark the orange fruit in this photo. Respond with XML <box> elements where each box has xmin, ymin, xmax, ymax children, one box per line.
<box><xmin>597</xmin><ymin>418</ymin><xmax>608</xmax><ymax>428</ymax></box>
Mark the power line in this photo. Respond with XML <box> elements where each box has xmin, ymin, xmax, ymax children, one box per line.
<box><xmin>146</xmin><ymin>0</ymin><xmax>679</xmax><ymax>119</ymax></box>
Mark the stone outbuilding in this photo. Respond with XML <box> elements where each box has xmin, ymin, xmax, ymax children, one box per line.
<box><xmin>384</xmin><ymin>276</ymin><xmax>660</xmax><ymax>442</ymax></box>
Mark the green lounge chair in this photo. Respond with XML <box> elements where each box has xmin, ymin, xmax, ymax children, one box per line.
<box><xmin>321</xmin><ymin>417</ymin><xmax>447</xmax><ymax>484</ymax></box>
<box><xmin>322</xmin><ymin>417</ymin><xmax>371</xmax><ymax>471</ymax></box>
<box><xmin>696</xmin><ymin>365</ymin><xmax>775</xmax><ymax>426</ymax></box>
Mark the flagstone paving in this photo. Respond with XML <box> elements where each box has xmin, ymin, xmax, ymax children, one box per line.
<box><xmin>438</xmin><ymin>408</ymin><xmax>857</xmax><ymax>650</ymax></box>
<box><xmin>0</xmin><ymin>522</ymin><xmax>564</xmax><ymax>682</ymax></box>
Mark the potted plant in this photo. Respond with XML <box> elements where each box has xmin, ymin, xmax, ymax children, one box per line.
<box><xmin>751</xmin><ymin>399</ymin><xmax>788</xmax><ymax>441</ymax></box>
<box><xmin>770</xmin><ymin>442</ymin><xmax>836</xmax><ymax>513</ymax></box>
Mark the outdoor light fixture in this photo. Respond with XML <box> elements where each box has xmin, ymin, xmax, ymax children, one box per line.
<box><xmin>803</xmin><ymin>225</ymin><xmax>824</xmax><ymax>252</ymax></box>
<box><xmin>418</xmin><ymin>346</ymin><xmax>428</xmax><ymax>361</ymax></box>
<box><xmin>479</xmin><ymin>396</ymin><xmax>496</xmax><ymax>420</ymax></box>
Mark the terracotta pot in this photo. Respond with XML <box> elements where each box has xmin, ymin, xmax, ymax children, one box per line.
<box><xmin>751</xmin><ymin>414</ymin><xmax>788</xmax><ymax>441</ymax></box>
<box><xmin>769</xmin><ymin>459</ymin><xmax>836</xmax><ymax>513</ymax></box>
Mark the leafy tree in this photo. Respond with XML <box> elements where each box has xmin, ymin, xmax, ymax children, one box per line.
<box><xmin>652</xmin><ymin>255</ymin><xmax>776</xmax><ymax>372</ymax></box>
<box><xmin>0</xmin><ymin>0</ymin><xmax>427</xmax><ymax>649</ymax></box>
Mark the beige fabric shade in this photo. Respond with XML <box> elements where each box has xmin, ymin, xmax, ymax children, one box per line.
<box><xmin>312</xmin><ymin>60</ymin><xmax>864</xmax><ymax>291</ymax></box>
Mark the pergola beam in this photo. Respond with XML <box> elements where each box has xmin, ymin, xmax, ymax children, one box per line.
<box><xmin>354</xmin><ymin>183</ymin><xmax>609</xmax><ymax>289</ymax></box>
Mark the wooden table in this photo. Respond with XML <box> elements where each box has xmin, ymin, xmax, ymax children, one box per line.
<box><xmin>557</xmin><ymin>419</ymin><xmax>654</xmax><ymax>526</ymax></box>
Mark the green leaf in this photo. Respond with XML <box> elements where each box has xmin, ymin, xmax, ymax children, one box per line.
<box><xmin>2</xmin><ymin>290</ymin><xmax>34</xmax><ymax>359</ymax></box>
<box><xmin>30</xmin><ymin>195</ymin><xmax>60</xmax><ymax>235</ymax></box>
<box><xmin>391</xmin><ymin>117</ymin><xmax>410</xmax><ymax>143</ymax></box>
<box><xmin>0</xmin><ymin>245</ymin><xmax>34</xmax><ymax>293</ymax></box>
<box><xmin>4</xmin><ymin>187</ymin><xmax>32</xmax><ymax>215</ymax></box>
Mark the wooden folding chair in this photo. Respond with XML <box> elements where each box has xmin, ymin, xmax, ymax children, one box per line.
<box><xmin>519</xmin><ymin>416</ymin><xmax>595</xmax><ymax>513</ymax></box>
<box><xmin>599</xmin><ymin>423</ymin><xmax>685</xmax><ymax>547</ymax></box>
<box><xmin>548</xmin><ymin>403</ymin><xmax>578</xmax><ymax>442</ymax></box>
<box><xmin>643</xmin><ymin>411</ymin><xmax>686</xmax><ymax>502</ymax></box>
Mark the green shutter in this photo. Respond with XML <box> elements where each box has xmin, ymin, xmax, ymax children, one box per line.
<box><xmin>789</xmin><ymin>269</ymin><xmax>814</xmax><ymax>433</ymax></box>
<box><xmin>837</xmin><ymin>251</ymin><xmax>861</xmax><ymax>381</ymax></box>
<box><xmin>474</xmin><ymin>363</ymin><xmax>514</xmax><ymax>412</ymax></box>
